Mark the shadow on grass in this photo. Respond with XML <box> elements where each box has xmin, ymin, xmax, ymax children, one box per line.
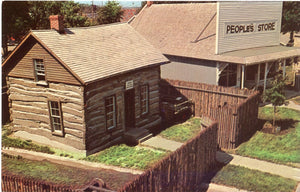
<box><xmin>148</xmin><ymin>115</ymin><xmax>192</xmax><ymax>136</ymax></box>
<box><xmin>259</xmin><ymin>119</ymin><xmax>298</xmax><ymax>135</ymax></box>
<box><xmin>198</xmin><ymin>161</ymin><xmax>227</xmax><ymax>192</ymax></box>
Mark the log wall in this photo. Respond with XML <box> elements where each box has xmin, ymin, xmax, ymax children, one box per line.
<box><xmin>7</xmin><ymin>76</ymin><xmax>86</xmax><ymax>150</ymax></box>
<box><xmin>85</xmin><ymin>66</ymin><xmax>161</xmax><ymax>153</ymax></box>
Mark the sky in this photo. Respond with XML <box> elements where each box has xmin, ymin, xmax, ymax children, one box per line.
<box><xmin>75</xmin><ymin>1</ymin><xmax>142</xmax><ymax>7</ymax></box>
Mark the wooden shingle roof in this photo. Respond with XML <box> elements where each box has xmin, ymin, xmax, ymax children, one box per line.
<box><xmin>130</xmin><ymin>3</ymin><xmax>300</xmax><ymax>65</ymax></box>
<box><xmin>31</xmin><ymin>23</ymin><xmax>168</xmax><ymax>83</ymax></box>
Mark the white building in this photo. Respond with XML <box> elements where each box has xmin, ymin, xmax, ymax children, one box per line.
<box><xmin>130</xmin><ymin>1</ymin><xmax>300</xmax><ymax>90</ymax></box>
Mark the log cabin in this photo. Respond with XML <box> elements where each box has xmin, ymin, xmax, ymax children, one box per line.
<box><xmin>130</xmin><ymin>2</ymin><xmax>300</xmax><ymax>91</ymax></box>
<box><xmin>2</xmin><ymin>15</ymin><xmax>169</xmax><ymax>155</ymax></box>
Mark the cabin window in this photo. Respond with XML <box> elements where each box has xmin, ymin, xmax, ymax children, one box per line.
<box><xmin>34</xmin><ymin>59</ymin><xmax>46</xmax><ymax>82</ymax></box>
<box><xmin>140</xmin><ymin>84</ymin><xmax>149</xmax><ymax>115</ymax></box>
<box><xmin>105</xmin><ymin>96</ymin><xmax>116</xmax><ymax>130</ymax></box>
<box><xmin>48</xmin><ymin>101</ymin><xmax>64</xmax><ymax>136</ymax></box>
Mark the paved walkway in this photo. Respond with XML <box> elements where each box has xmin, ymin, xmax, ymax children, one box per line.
<box><xmin>216</xmin><ymin>151</ymin><xmax>300</xmax><ymax>181</ymax></box>
<box><xmin>143</xmin><ymin>136</ymin><xmax>300</xmax><ymax>181</ymax></box>
<box><xmin>2</xmin><ymin>147</ymin><xmax>143</xmax><ymax>175</ymax></box>
<box><xmin>142</xmin><ymin>136</ymin><xmax>183</xmax><ymax>151</ymax></box>
<box><xmin>199</xmin><ymin>183</ymin><xmax>248</xmax><ymax>192</ymax></box>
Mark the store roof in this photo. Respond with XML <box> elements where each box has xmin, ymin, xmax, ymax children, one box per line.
<box><xmin>130</xmin><ymin>3</ymin><xmax>300</xmax><ymax>65</ymax></box>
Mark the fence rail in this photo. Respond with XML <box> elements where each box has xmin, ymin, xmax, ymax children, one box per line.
<box><xmin>161</xmin><ymin>79</ymin><xmax>260</xmax><ymax>149</ymax></box>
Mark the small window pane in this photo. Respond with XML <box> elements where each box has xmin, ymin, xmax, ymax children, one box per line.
<box><xmin>34</xmin><ymin>59</ymin><xmax>45</xmax><ymax>82</ymax></box>
<box><xmin>140</xmin><ymin>85</ymin><xmax>149</xmax><ymax>115</ymax></box>
<box><xmin>105</xmin><ymin>96</ymin><xmax>116</xmax><ymax>130</ymax></box>
<box><xmin>49</xmin><ymin>101</ymin><xmax>63</xmax><ymax>134</ymax></box>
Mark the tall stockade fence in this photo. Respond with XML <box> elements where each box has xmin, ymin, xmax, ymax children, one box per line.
<box><xmin>160</xmin><ymin>79</ymin><xmax>260</xmax><ymax>149</ymax></box>
<box><xmin>119</xmin><ymin>118</ymin><xmax>218</xmax><ymax>192</ymax></box>
<box><xmin>2</xmin><ymin>118</ymin><xmax>218</xmax><ymax>192</ymax></box>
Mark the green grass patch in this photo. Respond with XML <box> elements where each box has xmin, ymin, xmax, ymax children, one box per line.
<box><xmin>212</xmin><ymin>165</ymin><xmax>297</xmax><ymax>192</ymax></box>
<box><xmin>2</xmin><ymin>154</ymin><xmax>137</xmax><ymax>190</ymax></box>
<box><xmin>159</xmin><ymin>118</ymin><xmax>202</xmax><ymax>142</ymax></box>
<box><xmin>2</xmin><ymin>136</ymin><xmax>55</xmax><ymax>154</ymax></box>
<box><xmin>2</xmin><ymin>124</ymin><xmax>54</xmax><ymax>154</ymax></box>
<box><xmin>236</xmin><ymin>107</ymin><xmax>300</xmax><ymax>164</ymax></box>
<box><xmin>83</xmin><ymin>144</ymin><xmax>167</xmax><ymax>170</ymax></box>
<box><xmin>258</xmin><ymin>107</ymin><xmax>300</xmax><ymax>121</ymax></box>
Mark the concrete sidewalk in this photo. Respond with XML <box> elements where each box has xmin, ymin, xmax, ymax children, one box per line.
<box><xmin>216</xmin><ymin>151</ymin><xmax>300</xmax><ymax>181</ymax></box>
<box><xmin>142</xmin><ymin>135</ymin><xmax>300</xmax><ymax>181</ymax></box>
<box><xmin>141</xmin><ymin>136</ymin><xmax>183</xmax><ymax>151</ymax></box>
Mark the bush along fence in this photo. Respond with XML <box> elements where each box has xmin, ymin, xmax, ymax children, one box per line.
<box><xmin>160</xmin><ymin>79</ymin><xmax>260</xmax><ymax>149</ymax></box>
<box><xmin>119</xmin><ymin>119</ymin><xmax>218</xmax><ymax>192</ymax></box>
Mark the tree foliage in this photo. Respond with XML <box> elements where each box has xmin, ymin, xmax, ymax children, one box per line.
<box><xmin>281</xmin><ymin>2</ymin><xmax>300</xmax><ymax>45</ymax></box>
<box><xmin>97</xmin><ymin>1</ymin><xmax>123</xmax><ymax>24</ymax></box>
<box><xmin>263</xmin><ymin>74</ymin><xmax>287</xmax><ymax>128</ymax></box>
<box><xmin>2</xmin><ymin>1</ymin><xmax>90</xmax><ymax>57</ymax></box>
<box><xmin>28</xmin><ymin>1</ymin><xmax>90</xmax><ymax>29</ymax></box>
<box><xmin>2</xmin><ymin>1</ymin><xmax>31</xmax><ymax>56</ymax></box>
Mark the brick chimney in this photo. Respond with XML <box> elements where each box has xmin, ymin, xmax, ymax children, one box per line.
<box><xmin>49</xmin><ymin>15</ymin><xmax>64</xmax><ymax>33</ymax></box>
<box><xmin>147</xmin><ymin>1</ymin><xmax>153</xmax><ymax>7</ymax></box>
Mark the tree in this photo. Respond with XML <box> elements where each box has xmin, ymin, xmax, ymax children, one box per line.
<box><xmin>263</xmin><ymin>74</ymin><xmax>287</xmax><ymax>131</ymax></box>
<box><xmin>2</xmin><ymin>1</ymin><xmax>90</xmax><ymax>58</ymax></box>
<box><xmin>281</xmin><ymin>2</ymin><xmax>300</xmax><ymax>46</ymax></box>
<box><xmin>2</xmin><ymin>1</ymin><xmax>30</xmax><ymax>57</ymax></box>
<box><xmin>28</xmin><ymin>1</ymin><xmax>90</xmax><ymax>29</ymax></box>
<box><xmin>97</xmin><ymin>1</ymin><xmax>123</xmax><ymax>24</ymax></box>
<box><xmin>61</xmin><ymin>1</ymin><xmax>90</xmax><ymax>27</ymax></box>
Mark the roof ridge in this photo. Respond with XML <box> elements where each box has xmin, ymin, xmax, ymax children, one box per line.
<box><xmin>66</xmin><ymin>22</ymin><xmax>127</xmax><ymax>30</ymax></box>
<box><xmin>32</xmin><ymin>22</ymin><xmax>128</xmax><ymax>33</ymax></box>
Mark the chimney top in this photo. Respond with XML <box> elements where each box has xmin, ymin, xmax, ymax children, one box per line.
<box><xmin>49</xmin><ymin>15</ymin><xmax>65</xmax><ymax>33</ymax></box>
<box><xmin>147</xmin><ymin>1</ymin><xmax>153</xmax><ymax>7</ymax></box>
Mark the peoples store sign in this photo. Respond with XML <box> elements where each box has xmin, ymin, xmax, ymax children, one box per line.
<box><xmin>225</xmin><ymin>20</ymin><xmax>277</xmax><ymax>35</ymax></box>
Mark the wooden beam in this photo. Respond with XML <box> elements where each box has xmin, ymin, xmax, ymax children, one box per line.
<box><xmin>241</xmin><ymin>65</ymin><xmax>245</xmax><ymax>89</ymax></box>
<box><xmin>171</xmin><ymin>85</ymin><xmax>248</xmax><ymax>98</ymax></box>
<box><xmin>256</xmin><ymin>63</ymin><xmax>261</xmax><ymax>89</ymax></box>
<box><xmin>264</xmin><ymin>62</ymin><xmax>268</xmax><ymax>91</ymax></box>
<box><xmin>236</xmin><ymin>65</ymin><xmax>241</xmax><ymax>87</ymax></box>
<box><xmin>216</xmin><ymin>62</ymin><xmax>219</xmax><ymax>85</ymax></box>
<box><xmin>283</xmin><ymin>59</ymin><xmax>286</xmax><ymax>78</ymax></box>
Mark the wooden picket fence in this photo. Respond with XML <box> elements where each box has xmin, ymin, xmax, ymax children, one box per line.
<box><xmin>119</xmin><ymin>119</ymin><xmax>218</xmax><ymax>192</ymax></box>
<box><xmin>2</xmin><ymin>172</ymin><xmax>116</xmax><ymax>192</ymax></box>
<box><xmin>1</xmin><ymin>172</ymin><xmax>77</xmax><ymax>192</ymax></box>
<box><xmin>161</xmin><ymin>79</ymin><xmax>260</xmax><ymax>149</ymax></box>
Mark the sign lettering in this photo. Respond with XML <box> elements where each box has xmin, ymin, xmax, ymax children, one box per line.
<box><xmin>226</xmin><ymin>21</ymin><xmax>276</xmax><ymax>35</ymax></box>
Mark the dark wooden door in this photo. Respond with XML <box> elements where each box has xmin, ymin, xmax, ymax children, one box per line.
<box><xmin>124</xmin><ymin>89</ymin><xmax>135</xmax><ymax>129</ymax></box>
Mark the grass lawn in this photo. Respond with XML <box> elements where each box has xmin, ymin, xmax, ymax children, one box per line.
<box><xmin>159</xmin><ymin>118</ymin><xmax>202</xmax><ymax>142</ymax></box>
<box><xmin>2</xmin><ymin>124</ymin><xmax>55</xmax><ymax>154</ymax></box>
<box><xmin>211</xmin><ymin>164</ymin><xmax>298</xmax><ymax>192</ymax></box>
<box><xmin>2</xmin><ymin>154</ymin><xmax>137</xmax><ymax>190</ymax></box>
<box><xmin>236</xmin><ymin>107</ymin><xmax>300</xmax><ymax>165</ymax></box>
<box><xmin>83</xmin><ymin>144</ymin><xmax>168</xmax><ymax>170</ymax></box>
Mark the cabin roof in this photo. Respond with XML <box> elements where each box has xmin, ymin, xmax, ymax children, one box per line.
<box><xmin>3</xmin><ymin>23</ymin><xmax>169</xmax><ymax>84</ymax></box>
<box><xmin>130</xmin><ymin>3</ymin><xmax>300</xmax><ymax>65</ymax></box>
